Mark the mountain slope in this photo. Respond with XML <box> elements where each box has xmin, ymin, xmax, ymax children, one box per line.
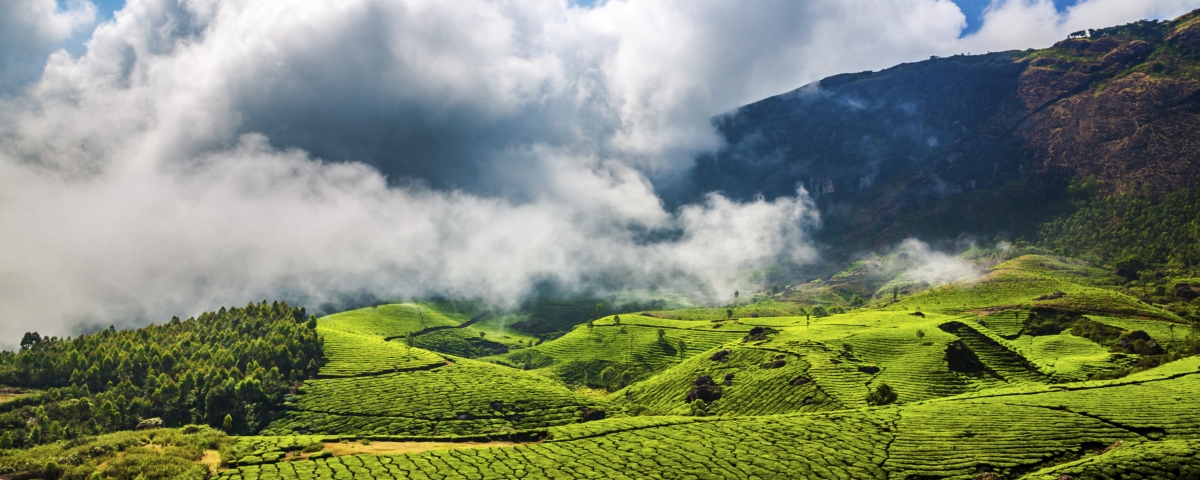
<box><xmin>682</xmin><ymin>12</ymin><xmax>1200</xmax><ymax>254</ymax></box>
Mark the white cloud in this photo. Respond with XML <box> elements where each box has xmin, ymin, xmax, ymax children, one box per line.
<box><xmin>0</xmin><ymin>0</ymin><xmax>95</xmax><ymax>92</ymax></box>
<box><xmin>897</xmin><ymin>239</ymin><xmax>981</xmax><ymax>285</ymax></box>
<box><xmin>0</xmin><ymin>0</ymin><xmax>1197</xmax><ymax>345</ymax></box>
<box><xmin>959</xmin><ymin>0</ymin><xmax>1200</xmax><ymax>53</ymax></box>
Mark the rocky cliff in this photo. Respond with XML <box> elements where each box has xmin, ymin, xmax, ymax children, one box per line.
<box><xmin>682</xmin><ymin>11</ymin><xmax>1200</xmax><ymax>252</ymax></box>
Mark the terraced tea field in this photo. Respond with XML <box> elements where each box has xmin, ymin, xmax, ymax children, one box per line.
<box><xmin>497</xmin><ymin>316</ymin><xmax>748</xmax><ymax>382</ymax></box>
<box><xmin>220</xmin><ymin>358</ymin><xmax>1200</xmax><ymax>479</ymax></box>
<box><xmin>267</xmin><ymin>304</ymin><xmax>605</xmax><ymax>438</ymax></box>
<box><xmin>321</xmin><ymin>303</ymin><xmax>468</xmax><ymax>338</ymax></box>
<box><xmin>887</xmin><ymin>257</ymin><xmax>1179</xmax><ymax>321</ymax></box>
<box><xmin>265</xmin><ymin>358</ymin><xmax>602</xmax><ymax>437</ymax></box>
<box><xmin>238</xmin><ymin>255</ymin><xmax>1200</xmax><ymax>479</ymax></box>
<box><xmin>316</xmin><ymin>328</ymin><xmax>445</xmax><ymax>377</ymax></box>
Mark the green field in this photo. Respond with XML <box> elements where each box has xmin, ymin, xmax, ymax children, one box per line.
<box><xmin>7</xmin><ymin>255</ymin><xmax>1200</xmax><ymax>479</ymax></box>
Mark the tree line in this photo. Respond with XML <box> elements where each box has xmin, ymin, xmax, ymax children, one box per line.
<box><xmin>1039</xmin><ymin>185</ymin><xmax>1200</xmax><ymax>275</ymax></box>
<box><xmin>0</xmin><ymin>301</ymin><xmax>322</xmax><ymax>449</ymax></box>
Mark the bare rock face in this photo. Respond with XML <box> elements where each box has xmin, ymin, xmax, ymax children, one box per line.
<box><xmin>1020</xmin><ymin>71</ymin><xmax>1200</xmax><ymax>195</ymax></box>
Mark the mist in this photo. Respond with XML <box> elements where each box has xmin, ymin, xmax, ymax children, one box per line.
<box><xmin>896</xmin><ymin>238</ymin><xmax>985</xmax><ymax>286</ymax></box>
<box><xmin>0</xmin><ymin>0</ymin><xmax>1196</xmax><ymax>347</ymax></box>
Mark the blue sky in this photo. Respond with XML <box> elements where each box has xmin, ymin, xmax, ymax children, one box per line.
<box><xmin>956</xmin><ymin>0</ymin><xmax>1080</xmax><ymax>33</ymax></box>
<box><xmin>91</xmin><ymin>0</ymin><xmax>125</xmax><ymax>20</ymax></box>
<box><xmin>84</xmin><ymin>0</ymin><xmax>1082</xmax><ymax>36</ymax></box>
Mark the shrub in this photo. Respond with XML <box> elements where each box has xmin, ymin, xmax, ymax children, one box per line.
<box><xmin>866</xmin><ymin>383</ymin><xmax>897</xmax><ymax>406</ymax></box>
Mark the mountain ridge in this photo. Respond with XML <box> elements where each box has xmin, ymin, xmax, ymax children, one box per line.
<box><xmin>681</xmin><ymin>10</ymin><xmax>1200</xmax><ymax>254</ymax></box>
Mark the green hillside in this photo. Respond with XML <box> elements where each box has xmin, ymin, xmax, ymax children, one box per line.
<box><xmin>263</xmin><ymin>307</ymin><xmax>604</xmax><ymax>438</ymax></box>
<box><xmin>10</xmin><ymin>11</ymin><xmax>1200</xmax><ymax>480</ymax></box>
<box><xmin>194</xmin><ymin>253</ymin><xmax>1200</xmax><ymax>479</ymax></box>
<box><xmin>215</xmin><ymin>357</ymin><xmax>1200</xmax><ymax>479</ymax></box>
<box><xmin>6</xmin><ymin>251</ymin><xmax>1200</xmax><ymax>479</ymax></box>
<box><xmin>0</xmin><ymin>301</ymin><xmax>320</xmax><ymax>447</ymax></box>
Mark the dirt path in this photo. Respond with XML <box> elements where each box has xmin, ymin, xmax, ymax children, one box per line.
<box><xmin>199</xmin><ymin>450</ymin><xmax>221</xmax><ymax>473</ymax></box>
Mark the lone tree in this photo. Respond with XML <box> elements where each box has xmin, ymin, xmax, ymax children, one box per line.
<box><xmin>726</xmin><ymin>309</ymin><xmax>733</xmax><ymax>320</ymax></box>
<box><xmin>405</xmin><ymin>333</ymin><xmax>415</xmax><ymax>354</ymax></box>
<box><xmin>677</xmin><ymin>339</ymin><xmax>687</xmax><ymax>361</ymax></box>
<box><xmin>892</xmin><ymin>286</ymin><xmax>899</xmax><ymax>302</ymax></box>
<box><xmin>657</xmin><ymin>328</ymin><xmax>666</xmax><ymax>343</ymax></box>
<box><xmin>866</xmin><ymin>383</ymin><xmax>897</xmax><ymax>406</ymax></box>
<box><xmin>916</xmin><ymin>329</ymin><xmax>926</xmax><ymax>339</ymax></box>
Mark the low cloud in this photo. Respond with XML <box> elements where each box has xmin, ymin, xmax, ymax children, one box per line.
<box><xmin>0</xmin><ymin>133</ymin><xmax>819</xmax><ymax>344</ymax></box>
<box><xmin>0</xmin><ymin>0</ymin><xmax>1196</xmax><ymax>346</ymax></box>
<box><xmin>896</xmin><ymin>238</ymin><xmax>982</xmax><ymax>286</ymax></box>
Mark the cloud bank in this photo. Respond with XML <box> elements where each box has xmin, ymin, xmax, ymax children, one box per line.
<box><xmin>0</xmin><ymin>0</ymin><xmax>1196</xmax><ymax>344</ymax></box>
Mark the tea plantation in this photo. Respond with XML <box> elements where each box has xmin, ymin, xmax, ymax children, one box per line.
<box><xmin>7</xmin><ymin>255</ymin><xmax>1200</xmax><ymax>479</ymax></box>
<box><xmin>213</xmin><ymin>256</ymin><xmax>1200</xmax><ymax>478</ymax></box>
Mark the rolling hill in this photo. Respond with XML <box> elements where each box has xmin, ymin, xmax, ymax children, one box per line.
<box><xmin>7</xmin><ymin>10</ymin><xmax>1200</xmax><ymax>480</ymax></box>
